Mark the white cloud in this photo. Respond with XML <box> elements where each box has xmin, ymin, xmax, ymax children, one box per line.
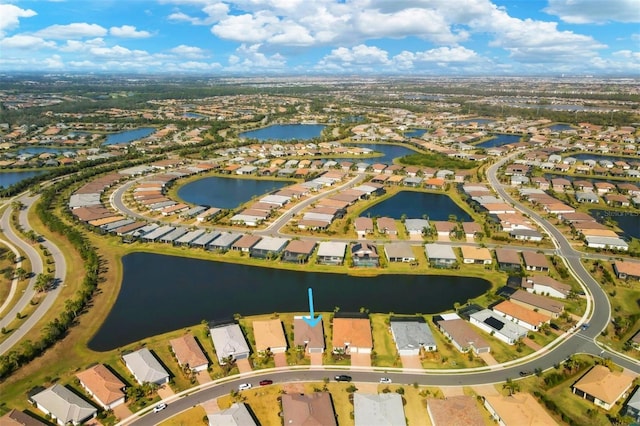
<box><xmin>110</xmin><ymin>25</ymin><xmax>151</xmax><ymax>38</ymax></box>
<box><xmin>321</xmin><ymin>44</ymin><xmax>391</xmax><ymax>66</ymax></box>
<box><xmin>0</xmin><ymin>4</ymin><xmax>36</xmax><ymax>37</ymax></box>
<box><xmin>168</xmin><ymin>1</ymin><xmax>229</xmax><ymax>25</ymax></box>
<box><xmin>44</xmin><ymin>54</ymin><xmax>64</xmax><ymax>69</ymax></box>
<box><xmin>226</xmin><ymin>43</ymin><xmax>286</xmax><ymax>71</ymax></box>
<box><xmin>0</xmin><ymin>35</ymin><xmax>56</xmax><ymax>50</ymax></box>
<box><xmin>212</xmin><ymin>12</ymin><xmax>280</xmax><ymax>43</ymax></box>
<box><xmin>414</xmin><ymin>46</ymin><xmax>479</xmax><ymax>63</ymax></box>
<box><xmin>35</xmin><ymin>23</ymin><xmax>107</xmax><ymax>39</ymax></box>
<box><xmin>170</xmin><ymin>44</ymin><xmax>207</xmax><ymax>58</ymax></box>
<box><xmin>544</xmin><ymin>0</ymin><xmax>640</xmax><ymax>24</ymax></box>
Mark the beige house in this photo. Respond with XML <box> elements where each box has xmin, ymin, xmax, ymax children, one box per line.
<box><xmin>461</xmin><ymin>246</ymin><xmax>493</xmax><ymax>265</ymax></box>
<box><xmin>572</xmin><ymin>365</ymin><xmax>636</xmax><ymax>410</ymax></box>
<box><xmin>332</xmin><ymin>317</ymin><xmax>373</xmax><ymax>354</ymax></box>
<box><xmin>253</xmin><ymin>319</ymin><xmax>287</xmax><ymax>354</ymax></box>
<box><xmin>483</xmin><ymin>393</ymin><xmax>557</xmax><ymax>426</ymax></box>
<box><xmin>169</xmin><ymin>334</ymin><xmax>209</xmax><ymax>372</ymax></box>
<box><xmin>76</xmin><ymin>364</ymin><xmax>126</xmax><ymax>410</ymax></box>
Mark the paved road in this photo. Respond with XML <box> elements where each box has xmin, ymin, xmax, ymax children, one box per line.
<box><xmin>0</xmin><ymin>238</ymin><xmax>21</xmax><ymax>317</ymax></box>
<box><xmin>0</xmin><ymin>194</ymin><xmax>67</xmax><ymax>355</ymax></box>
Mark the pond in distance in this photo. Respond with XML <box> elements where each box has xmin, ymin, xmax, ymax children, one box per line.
<box><xmin>89</xmin><ymin>252</ymin><xmax>490</xmax><ymax>351</ymax></box>
<box><xmin>0</xmin><ymin>170</ymin><xmax>47</xmax><ymax>188</ymax></box>
<box><xmin>239</xmin><ymin>124</ymin><xmax>326</xmax><ymax>141</ymax></box>
<box><xmin>103</xmin><ymin>127</ymin><xmax>155</xmax><ymax>145</ymax></box>
<box><xmin>361</xmin><ymin>191</ymin><xmax>472</xmax><ymax>221</ymax></box>
<box><xmin>177</xmin><ymin>176</ymin><xmax>291</xmax><ymax>208</ymax></box>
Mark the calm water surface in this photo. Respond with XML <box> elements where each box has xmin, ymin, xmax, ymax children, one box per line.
<box><xmin>103</xmin><ymin>127</ymin><xmax>155</xmax><ymax>145</ymax></box>
<box><xmin>0</xmin><ymin>170</ymin><xmax>46</xmax><ymax>188</ymax></box>
<box><xmin>178</xmin><ymin>176</ymin><xmax>290</xmax><ymax>208</ymax></box>
<box><xmin>89</xmin><ymin>252</ymin><xmax>491</xmax><ymax>351</ymax></box>
<box><xmin>548</xmin><ymin>124</ymin><xmax>574</xmax><ymax>132</ymax></box>
<box><xmin>239</xmin><ymin>124</ymin><xmax>325</xmax><ymax>141</ymax></box>
<box><xmin>361</xmin><ymin>191</ymin><xmax>472</xmax><ymax>221</ymax></box>
<box><xmin>591</xmin><ymin>209</ymin><xmax>640</xmax><ymax>239</ymax></box>
<box><xmin>476</xmin><ymin>134</ymin><xmax>521</xmax><ymax>148</ymax></box>
<box><xmin>344</xmin><ymin>143</ymin><xmax>417</xmax><ymax>165</ymax></box>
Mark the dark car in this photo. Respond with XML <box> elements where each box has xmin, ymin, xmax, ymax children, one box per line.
<box><xmin>334</xmin><ymin>375</ymin><xmax>352</xmax><ymax>382</ymax></box>
<box><xmin>519</xmin><ymin>371</ymin><xmax>533</xmax><ymax>377</ymax></box>
<box><xmin>259</xmin><ymin>379</ymin><xmax>273</xmax><ymax>386</ymax></box>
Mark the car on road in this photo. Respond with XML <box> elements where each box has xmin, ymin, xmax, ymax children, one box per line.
<box><xmin>153</xmin><ymin>403</ymin><xmax>167</xmax><ymax>413</ymax></box>
<box><xmin>238</xmin><ymin>383</ymin><xmax>252</xmax><ymax>391</ymax></box>
<box><xmin>581</xmin><ymin>323</ymin><xmax>590</xmax><ymax>331</ymax></box>
<box><xmin>519</xmin><ymin>371</ymin><xmax>533</xmax><ymax>377</ymax></box>
<box><xmin>334</xmin><ymin>375</ymin><xmax>352</xmax><ymax>382</ymax></box>
<box><xmin>259</xmin><ymin>379</ymin><xmax>273</xmax><ymax>386</ymax></box>
<box><xmin>379</xmin><ymin>377</ymin><xmax>392</xmax><ymax>384</ymax></box>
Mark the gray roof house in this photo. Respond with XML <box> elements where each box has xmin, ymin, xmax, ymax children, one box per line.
<box><xmin>404</xmin><ymin>218</ymin><xmax>430</xmax><ymax>235</ymax></box>
<box><xmin>623</xmin><ymin>386</ymin><xmax>640</xmax><ymax>423</ymax></box>
<box><xmin>249</xmin><ymin>236</ymin><xmax>289</xmax><ymax>259</ymax></box>
<box><xmin>122</xmin><ymin>348</ymin><xmax>170</xmax><ymax>385</ymax></box>
<box><xmin>208</xmin><ymin>232</ymin><xmax>243</xmax><ymax>251</ymax></box>
<box><xmin>354</xmin><ymin>393</ymin><xmax>406</xmax><ymax>426</ymax></box>
<box><xmin>390</xmin><ymin>317</ymin><xmax>436</xmax><ymax>355</ymax></box>
<box><xmin>469</xmin><ymin>309</ymin><xmax>528</xmax><ymax>345</ymax></box>
<box><xmin>207</xmin><ymin>403</ymin><xmax>258</xmax><ymax>426</ymax></box>
<box><xmin>316</xmin><ymin>241</ymin><xmax>347</xmax><ymax>265</ymax></box>
<box><xmin>424</xmin><ymin>243</ymin><xmax>457</xmax><ymax>268</ymax></box>
<box><xmin>210</xmin><ymin>323</ymin><xmax>251</xmax><ymax>363</ymax></box>
<box><xmin>30</xmin><ymin>384</ymin><xmax>97</xmax><ymax>426</ymax></box>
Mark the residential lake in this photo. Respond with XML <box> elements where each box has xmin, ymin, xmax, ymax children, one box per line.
<box><xmin>239</xmin><ymin>124</ymin><xmax>326</xmax><ymax>141</ymax></box>
<box><xmin>456</xmin><ymin>118</ymin><xmax>494</xmax><ymax>125</ymax></box>
<box><xmin>0</xmin><ymin>170</ymin><xmax>47</xmax><ymax>188</ymax></box>
<box><xmin>103</xmin><ymin>127</ymin><xmax>156</xmax><ymax>146</ymax></box>
<box><xmin>404</xmin><ymin>129</ymin><xmax>427</xmax><ymax>138</ymax></box>
<box><xmin>89</xmin><ymin>252</ymin><xmax>491</xmax><ymax>351</ymax></box>
<box><xmin>177</xmin><ymin>176</ymin><xmax>291</xmax><ymax>208</ymax></box>
<box><xmin>590</xmin><ymin>209</ymin><xmax>640</xmax><ymax>240</ymax></box>
<box><xmin>344</xmin><ymin>143</ymin><xmax>417</xmax><ymax>165</ymax></box>
<box><xmin>548</xmin><ymin>124</ymin><xmax>574</xmax><ymax>132</ymax></box>
<box><xmin>569</xmin><ymin>153</ymin><xmax>638</xmax><ymax>164</ymax></box>
<box><xmin>476</xmin><ymin>134</ymin><xmax>521</xmax><ymax>148</ymax></box>
<box><xmin>361</xmin><ymin>191</ymin><xmax>472</xmax><ymax>221</ymax></box>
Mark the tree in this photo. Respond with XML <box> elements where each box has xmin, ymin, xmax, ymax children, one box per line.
<box><xmin>503</xmin><ymin>378</ymin><xmax>519</xmax><ymax>396</ymax></box>
<box><xmin>34</xmin><ymin>273</ymin><xmax>53</xmax><ymax>293</ymax></box>
<box><xmin>14</xmin><ymin>267</ymin><xmax>27</xmax><ymax>281</ymax></box>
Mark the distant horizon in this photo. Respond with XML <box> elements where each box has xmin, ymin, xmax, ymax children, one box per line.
<box><xmin>1</xmin><ymin>0</ymin><xmax>638</xmax><ymax>76</ymax></box>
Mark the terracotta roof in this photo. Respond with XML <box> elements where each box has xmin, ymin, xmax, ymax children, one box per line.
<box><xmin>253</xmin><ymin>319</ymin><xmax>287</xmax><ymax>351</ymax></box>
<box><xmin>76</xmin><ymin>364</ymin><xmax>125</xmax><ymax>407</ymax></box>
<box><xmin>614</xmin><ymin>260</ymin><xmax>640</xmax><ymax>277</ymax></box>
<box><xmin>169</xmin><ymin>334</ymin><xmax>208</xmax><ymax>369</ymax></box>
<box><xmin>427</xmin><ymin>396</ymin><xmax>485</xmax><ymax>426</ymax></box>
<box><xmin>332</xmin><ymin>318</ymin><xmax>372</xmax><ymax>349</ymax></box>
<box><xmin>484</xmin><ymin>393</ymin><xmax>557</xmax><ymax>425</ymax></box>
<box><xmin>493</xmin><ymin>300</ymin><xmax>551</xmax><ymax>326</ymax></box>
<box><xmin>573</xmin><ymin>365</ymin><xmax>635</xmax><ymax>405</ymax></box>
<box><xmin>281</xmin><ymin>393</ymin><xmax>337</xmax><ymax>426</ymax></box>
<box><xmin>461</xmin><ymin>246</ymin><xmax>492</xmax><ymax>261</ymax></box>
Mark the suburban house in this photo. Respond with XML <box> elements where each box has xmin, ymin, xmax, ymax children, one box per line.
<box><xmin>434</xmin><ymin>313</ymin><xmax>490</xmax><ymax>354</ymax></box>
<box><xmin>122</xmin><ymin>348</ymin><xmax>170</xmax><ymax>385</ymax></box>
<box><xmin>316</xmin><ymin>241</ymin><xmax>347</xmax><ymax>265</ymax></box>
<box><xmin>282</xmin><ymin>239</ymin><xmax>316</xmax><ymax>263</ymax></box>
<box><xmin>623</xmin><ymin>387</ymin><xmax>640</xmax><ymax>424</ymax></box>
<box><xmin>390</xmin><ymin>317</ymin><xmax>437</xmax><ymax>355</ymax></box>
<box><xmin>572</xmin><ymin>365</ymin><xmax>635</xmax><ymax>410</ymax></box>
<box><xmin>0</xmin><ymin>409</ymin><xmax>47</xmax><ymax>426</ymax></box>
<box><xmin>425</xmin><ymin>243</ymin><xmax>458</xmax><ymax>268</ymax></box>
<box><xmin>461</xmin><ymin>246</ymin><xmax>493</xmax><ymax>265</ymax></box>
<box><xmin>509</xmin><ymin>290</ymin><xmax>564</xmax><ymax>318</ymax></box>
<box><xmin>294</xmin><ymin>316</ymin><xmax>325</xmax><ymax>354</ymax></box>
<box><xmin>432</xmin><ymin>221</ymin><xmax>457</xmax><ymax>237</ymax></box>
<box><xmin>281</xmin><ymin>393</ymin><xmax>337</xmax><ymax>426</ymax></box>
<box><xmin>209</xmin><ymin>323</ymin><xmax>251</xmax><ymax>364</ymax></box>
<box><xmin>492</xmin><ymin>300</ymin><xmax>551</xmax><ymax>332</ymax></box>
<box><xmin>483</xmin><ymin>393</ymin><xmax>557</xmax><ymax>426</ymax></box>
<box><xmin>76</xmin><ymin>364</ymin><xmax>126</xmax><ymax>410</ymax></box>
<box><xmin>522</xmin><ymin>275</ymin><xmax>572</xmax><ymax>299</ymax></box>
<box><xmin>469</xmin><ymin>309</ymin><xmax>528</xmax><ymax>345</ymax></box>
<box><xmin>510</xmin><ymin>228</ymin><xmax>544</xmax><ymax>242</ymax></box>
<box><xmin>495</xmin><ymin>248</ymin><xmax>521</xmax><ymax>271</ymax></box>
<box><xmin>354</xmin><ymin>217</ymin><xmax>374</xmax><ymax>238</ymax></box>
<box><xmin>169</xmin><ymin>334</ymin><xmax>209</xmax><ymax>372</ymax></box>
<box><xmin>351</xmin><ymin>242</ymin><xmax>380</xmax><ymax>267</ymax></box>
<box><xmin>231</xmin><ymin>234</ymin><xmax>262</xmax><ymax>252</ymax></box>
<box><xmin>384</xmin><ymin>242</ymin><xmax>416</xmax><ymax>263</ymax></box>
<box><xmin>30</xmin><ymin>384</ymin><xmax>97</xmax><ymax>426</ymax></box>
<box><xmin>522</xmin><ymin>251</ymin><xmax>550</xmax><ymax>272</ymax></box>
<box><xmin>376</xmin><ymin>217</ymin><xmax>398</xmax><ymax>235</ymax></box>
<box><xmin>253</xmin><ymin>319</ymin><xmax>287</xmax><ymax>354</ymax></box>
<box><xmin>613</xmin><ymin>260</ymin><xmax>640</xmax><ymax>280</ymax></box>
<box><xmin>249</xmin><ymin>236</ymin><xmax>289</xmax><ymax>259</ymax></box>
<box><xmin>354</xmin><ymin>393</ymin><xmax>406</xmax><ymax>426</ymax></box>
<box><xmin>332</xmin><ymin>317</ymin><xmax>373</xmax><ymax>354</ymax></box>
<box><xmin>404</xmin><ymin>218</ymin><xmax>430</xmax><ymax>236</ymax></box>
<box><xmin>207</xmin><ymin>403</ymin><xmax>258</xmax><ymax>426</ymax></box>
<box><xmin>427</xmin><ymin>395</ymin><xmax>485</xmax><ymax>426</ymax></box>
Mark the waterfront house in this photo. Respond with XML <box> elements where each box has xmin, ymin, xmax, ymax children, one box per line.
<box><xmin>253</xmin><ymin>319</ymin><xmax>287</xmax><ymax>354</ymax></box>
<box><xmin>316</xmin><ymin>241</ymin><xmax>347</xmax><ymax>265</ymax></box>
<box><xmin>231</xmin><ymin>234</ymin><xmax>262</xmax><ymax>252</ymax></box>
<box><xmin>294</xmin><ymin>316</ymin><xmax>325</xmax><ymax>354</ymax></box>
<box><xmin>122</xmin><ymin>348</ymin><xmax>170</xmax><ymax>385</ymax></box>
<box><xmin>432</xmin><ymin>221</ymin><xmax>457</xmax><ymax>237</ymax></box>
<box><xmin>469</xmin><ymin>309</ymin><xmax>528</xmax><ymax>345</ymax></box>
<box><xmin>461</xmin><ymin>246</ymin><xmax>492</xmax><ymax>265</ymax></box>
<box><xmin>483</xmin><ymin>393</ymin><xmax>557</xmax><ymax>426</ymax></box>
<box><xmin>384</xmin><ymin>242</ymin><xmax>416</xmax><ymax>263</ymax></box>
<box><xmin>509</xmin><ymin>290</ymin><xmax>564</xmax><ymax>318</ymax></box>
<box><xmin>210</xmin><ymin>323</ymin><xmax>251</xmax><ymax>364</ymax></box>
<box><xmin>522</xmin><ymin>275</ymin><xmax>572</xmax><ymax>299</ymax></box>
<box><xmin>351</xmin><ymin>242</ymin><xmax>379</xmax><ymax>267</ymax></box>
<box><xmin>425</xmin><ymin>243</ymin><xmax>457</xmax><ymax>268</ymax></box>
<box><xmin>281</xmin><ymin>393</ymin><xmax>337</xmax><ymax>426</ymax></box>
<box><xmin>492</xmin><ymin>300</ymin><xmax>551</xmax><ymax>331</ymax></box>
<box><xmin>613</xmin><ymin>260</ymin><xmax>640</xmax><ymax>280</ymax></box>
<box><xmin>376</xmin><ymin>217</ymin><xmax>398</xmax><ymax>235</ymax></box>
<box><xmin>332</xmin><ymin>317</ymin><xmax>373</xmax><ymax>354</ymax></box>
<box><xmin>249</xmin><ymin>236</ymin><xmax>289</xmax><ymax>259</ymax></box>
<box><xmin>354</xmin><ymin>393</ymin><xmax>406</xmax><ymax>426</ymax></box>
<box><xmin>434</xmin><ymin>313</ymin><xmax>490</xmax><ymax>354</ymax></box>
<box><xmin>76</xmin><ymin>364</ymin><xmax>126</xmax><ymax>410</ymax></box>
<box><xmin>404</xmin><ymin>218</ymin><xmax>430</xmax><ymax>236</ymax></box>
<box><xmin>354</xmin><ymin>217</ymin><xmax>374</xmax><ymax>238</ymax></box>
<box><xmin>390</xmin><ymin>317</ymin><xmax>436</xmax><ymax>355</ymax></box>
<box><xmin>572</xmin><ymin>365</ymin><xmax>635</xmax><ymax>411</ymax></box>
<box><xmin>169</xmin><ymin>334</ymin><xmax>209</xmax><ymax>372</ymax></box>
<box><xmin>30</xmin><ymin>384</ymin><xmax>97</xmax><ymax>426</ymax></box>
<box><xmin>282</xmin><ymin>239</ymin><xmax>316</xmax><ymax>263</ymax></box>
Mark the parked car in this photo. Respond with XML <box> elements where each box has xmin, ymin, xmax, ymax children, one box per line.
<box><xmin>519</xmin><ymin>371</ymin><xmax>533</xmax><ymax>377</ymax></box>
<box><xmin>238</xmin><ymin>383</ymin><xmax>252</xmax><ymax>391</ymax></box>
<box><xmin>379</xmin><ymin>377</ymin><xmax>392</xmax><ymax>384</ymax></box>
<box><xmin>153</xmin><ymin>403</ymin><xmax>167</xmax><ymax>413</ymax></box>
<box><xmin>259</xmin><ymin>379</ymin><xmax>273</xmax><ymax>386</ymax></box>
<box><xmin>334</xmin><ymin>375</ymin><xmax>352</xmax><ymax>382</ymax></box>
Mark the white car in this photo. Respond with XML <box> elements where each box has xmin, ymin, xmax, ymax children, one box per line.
<box><xmin>379</xmin><ymin>377</ymin><xmax>392</xmax><ymax>384</ymax></box>
<box><xmin>238</xmin><ymin>383</ymin><xmax>252</xmax><ymax>391</ymax></box>
<box><xmin>153</xmin><ymin>403</ymin><xmax>167</xmax><ymax>413</ymax></box>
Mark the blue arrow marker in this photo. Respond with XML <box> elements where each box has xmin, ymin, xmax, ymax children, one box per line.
<box><xmin>303</xmin><ymin>287</ymin><xmax>322</xmax><ymax>327</ymax></box>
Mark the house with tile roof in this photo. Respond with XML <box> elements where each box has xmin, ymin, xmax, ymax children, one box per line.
<box><xmin>294</xmin><ymin>316</ymin><xmax>325</xmax><ymax>354</ymax></box>
<box><xmin>76</xmin><ymin>364</ymin><xmax>126</xmax><ymax>410</ymax></box>
<box><xmin>483</xmin><ymin>393</ymin><xmax>557</xmax><ymax>426</ymax></box>
<box><xmin>253</xmin><ymin>319</ymin><xmax>287</xmax><ymax>354</ymax></box>
<box><xmin>572</xmin><ymin>365</ymin><xmax>636</xmax><ymax>410</ymax></box>
<box><xmin>332</xmin><ymin>317</ymin><xmax>373</xmax><ymax>354</ymax></box>
<box><xmin>281</xmin><ymin>393</ymin><xmax>337</xmax><ymax>426</ymax></box>
<box><xmin>169</xmin><ymin>334</ymin><xmax>209</xmax><ymax>373</ymax></box>
<box><xmin>210</xmin><ymin>323</ymin><xmax>251</xmax><ymax>364</ymax></box>
<box><xmin>427</xmin><ymin>395</ymin><xmax>485</xmax><ymax>426</ymax></box>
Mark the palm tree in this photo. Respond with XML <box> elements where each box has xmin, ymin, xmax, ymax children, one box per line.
<box><xmin>502</xmin><ymin>378</ymin><xmax>519</xmax><ymax>396</ymax></box>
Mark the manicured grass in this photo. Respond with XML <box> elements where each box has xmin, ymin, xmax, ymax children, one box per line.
<box><xmin>159</xmin><ymin>406</ymin><xmax>207</xmax><ymax>426</ymax></box>
<box><xmin>218</xmin><ymin>383</ymin><xmax>283</xmax><ymax>426</ymax></box>
<box><xmin>422</xmin><ymin>316</ymin><xmax>486</xmax><ymax>369</ymax></box>
<box><xmin>370</xmin><ymin>314</ymin><xmax>399</xmax><ymax>367</ymax></box>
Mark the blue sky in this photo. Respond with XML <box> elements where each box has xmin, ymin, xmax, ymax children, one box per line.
<box><xmin>0</xmin><ymin>0</ymin><xmax>638</xmax><ymax>75</ymax></box>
